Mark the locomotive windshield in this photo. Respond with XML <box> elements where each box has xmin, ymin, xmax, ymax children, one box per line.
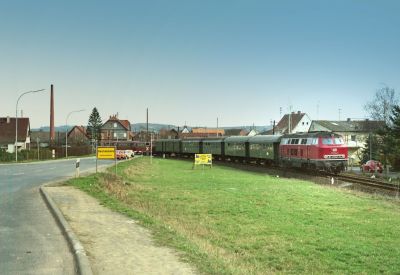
<box><xmin>322</xmin><ymin>138</ymin><xmax>334</xmax><ymax>145</ymax></box>
<box><xmin>334</xmin><ymin>138</ymin><xmax>344</xmax><ymax>144</ymax></box>
<box><xmin>322</xmin><ymin>137</ymin><xmax>344</xmax><ymax>145</ymax></box>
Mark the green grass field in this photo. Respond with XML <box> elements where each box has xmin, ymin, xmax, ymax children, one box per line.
<box><xmin>68</xmin><ymin>157</ymin><xmax>400</xmax><ymax>274</ymax></box>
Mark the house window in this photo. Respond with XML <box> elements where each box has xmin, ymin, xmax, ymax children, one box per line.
<box><xmin>113</xmin><ymin>123</ymin><xmax>117</xmax><ymax>128</ymax></box>
<box><xmin>113</xmin><ymin>133</ymin><xmax>117</xmax><ymax>138</ymax></box>
<box><xmin>351</xmin><ymin>135</ymin><xmax>356</xmax><ymax>141</ymax></box>
<box><xmin>302</xmin><ymin>122</ymin><xmax>304</xmax><ymax>125</ymax></box>
<box><xmin>124</xmin><ymin>133</ymin><xmax>127</xmax><ymax>138</ymax></box>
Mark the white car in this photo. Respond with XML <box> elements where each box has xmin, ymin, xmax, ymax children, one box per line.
<box><xmin>124</xmin><ymin>150</ymin><xmax>134</xmax><ymax>158</ymax></box>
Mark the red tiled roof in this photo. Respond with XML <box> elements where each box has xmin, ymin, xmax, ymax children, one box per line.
<box><xmin>0</xmin><ymin>117</ymin><xmax>30</xmax><ymax>143</ymax></box>
<box><xmin>105</xmin><ymin>116</ymin><xmax>131</xmax><ymax>131</ymax></box>
<box><xmin>192</xmin><ymin>128</ymin><xmax>225</xmax><ymax>135</ymax></box>
<box><xmin>119</xmin><ymin>120</ymin><xmax>131</xmax><ymax>131</ymax></box>
<box><xmin>68</xmin><ymin>125</ymin><xmax>88</xmax><ymax>138</ymax></box>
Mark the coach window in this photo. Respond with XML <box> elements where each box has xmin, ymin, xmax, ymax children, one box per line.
<box><xmin>301</xmin><ymin>139</ymin><xmax>307</xmax><ymax>145</ymax></box>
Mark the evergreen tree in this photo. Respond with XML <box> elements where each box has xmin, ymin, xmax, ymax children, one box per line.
<box><xmin>87</xmin><ymin>107</ymin><xmax>102</xmax><ymax>142</ymax></box>
<box><xmin>360</xmin><ymin>134</ymin><xmax>381</xmax><ymax>164</ymax></box>
<box><xmin>385</xmin><ymin>105</ymin><xmax>400</xmax><ymax>170</ymax></box>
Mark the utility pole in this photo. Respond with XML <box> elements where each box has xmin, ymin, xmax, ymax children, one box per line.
<box><xmin>369</xmin><ymin>132</ymin><xmax>372</xmax><ymax>160</ymax></box>
<box><xmin>146</xmin><ymin>108</ymin><xmax>149</xmax><ymax>142</ymax></box>
<box><xmin>288</xmin><ymin>105</ymin><xmax>292</xmax><ymax>134</ymax></box>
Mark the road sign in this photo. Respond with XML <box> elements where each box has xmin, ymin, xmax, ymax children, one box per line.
<box><xmin>194</xmin><ymin>154</ymin><xmax>212</xmax><ymax>165</ymax></box>
<box><xmin>97</xmin><ymin>146</ymin><xmax>116</xmax><ymax>160</ymax></box>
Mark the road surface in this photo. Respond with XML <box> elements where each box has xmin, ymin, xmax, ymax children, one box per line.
<box><xmin>0</xmin><ymin>157</ymin><xmax>114</xmax><ymax>274</ymax></box>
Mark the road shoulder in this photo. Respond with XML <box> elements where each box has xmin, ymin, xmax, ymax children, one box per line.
<box><xmin>43</xmin><ymin>185</ymin><xmax>197</xmax><ymax>275</ymax></box>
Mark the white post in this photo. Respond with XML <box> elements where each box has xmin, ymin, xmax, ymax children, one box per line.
<box><xmin>75</xmin><ymin>158</ymin><xmax>80</xmax><ymax>178</ymax></box>
<box><xmin>37</xmin><ymin>137</ymin><xmax>40</xmax><ymax>160</ymax></box>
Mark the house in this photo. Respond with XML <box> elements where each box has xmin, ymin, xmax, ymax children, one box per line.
<box><xmin>181</xmin><ymin>126</ymin><xmax>190</xmax><ymax>134</ymax></box>
<box><xmin>133</xmin><ymin>130</ymin><xmax>158</xmax><ymax>142</ymax></box>
<box><xmin>0</xmin><ymin>116</ymin><xmax>30</xmax><ymax>153</ymax></box>
<box><xmin>191</xmin><ymin>128</ymin><xmax>225</xmax><ymax>136</ymax></box>
<box><xmin>309</xmin><ymin>119</ymin><xmax>385</xmax><ymax>164</ymax></box>
<box><xmin>224</xmin><ymin>128</ymin><xmax>249</xmax><ymax>136</ymax></box>
<box><xmin>67</xmin><ymin>126</ymin><xmax>90</xmax><ymax>145</ymax></box>
<box><xmin>30</xmin><ymin>130</ymin><xmax>63</xmax><ymax>147</ymax></box>
<box><xmin>100</xmin><ymin>115</ymin><xmax>133</xmax><ymax>143</ymax></box>
<box><xmin>247</xmin><ymin>129</ymin><xmax>259</xmax><ymax>136</ymax></box>
<box><xmin>262</xmin><ymin>111</ymin><xmax>312</xmax><ymax>135</ymax></box>
<box><xmin>159</xmin><ymin>128</ymin><xmax>179</xmax><ymax>139</ymax></box>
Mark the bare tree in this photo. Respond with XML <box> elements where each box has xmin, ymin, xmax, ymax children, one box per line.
<box><xmin>364</xmin><ymin>86</ymin><xmax>398</xmax><ymax>125</ymax></box>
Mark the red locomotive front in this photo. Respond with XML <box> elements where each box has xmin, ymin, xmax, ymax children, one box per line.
<box><xmin>279</xmin><ymin>132</ymin><xmax>348</xmax><ymax>173</ymax></box>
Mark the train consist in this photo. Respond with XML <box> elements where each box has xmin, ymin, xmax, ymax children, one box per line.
<box><xmin>155</xmin><ymin>132</ymin><xmax>349</xmax><ymax>173</ymax></box>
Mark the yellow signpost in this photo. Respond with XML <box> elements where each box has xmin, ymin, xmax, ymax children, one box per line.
<box><xmin>193</xmin><ymin>154</ymin><xmax>212</xmax><ymax>169</ymax></box>
<box><xmin>96</xmin><ymin>146</ymin><xmax>117</xmax><ymax>174</ymax></box>
<box><xmin>97</xmin><ymin>146</ymin><xmax>116</xmax><ymax>159</ymax></box>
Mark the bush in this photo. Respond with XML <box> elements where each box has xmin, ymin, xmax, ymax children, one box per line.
<box><xmin>0</xmin><ymin>149</ymin><xmax>53</xmax><ymax>162</ymax></box>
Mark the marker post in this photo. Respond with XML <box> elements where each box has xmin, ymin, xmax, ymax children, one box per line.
<box><xmin>75</xmin><ymin>158</ymin><xmax>80</xmax><ymax>178</ymax></box>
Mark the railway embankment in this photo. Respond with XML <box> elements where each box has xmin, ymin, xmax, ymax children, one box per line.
<box><xmin>59</xmin><ymin>157</ymin><xmax>400</xmax><ymax>274</ymax></box>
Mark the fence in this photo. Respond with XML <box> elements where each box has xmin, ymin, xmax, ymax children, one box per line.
<box><xmin>0</xmin><ymin>145</ymin><xmax>93</xmax><ymax>162</ymax></box>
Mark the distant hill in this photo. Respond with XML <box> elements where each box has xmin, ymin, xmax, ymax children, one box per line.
<box><xmin>31</xmin><ymin>125</ymin><xmax>71</xmax><ymax>132</ymax></box>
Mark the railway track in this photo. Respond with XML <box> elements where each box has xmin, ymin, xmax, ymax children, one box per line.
<box><xmin>333</xmin><ymin>173</ymin><xmax>400</xmax><ymax>192</ymax></box>
<box><xmin>157</xmin><ymin>154</ymin><xmax>400</xmax><ymax>193</ymax></box>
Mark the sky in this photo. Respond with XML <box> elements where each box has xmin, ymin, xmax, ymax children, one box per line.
<box><xmin>1</xmin><ymin>0</ymin><xmax>400</xmax><ymax>128</ymax></box>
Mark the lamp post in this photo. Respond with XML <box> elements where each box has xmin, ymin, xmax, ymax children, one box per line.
<box><xmin>65</xmin><ymin>109</ymin><xmax>85</xmax><ymax>158</ymax></box>
<box><xmin>15</xmin><ymin>89</ymin><xmax>45</xmax><ymax>162</ymax></box>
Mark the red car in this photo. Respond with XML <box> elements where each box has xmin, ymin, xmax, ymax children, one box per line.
<box><xmin>362</xmin><ymin>160</ymin><xmax>383</xmax><ymax>173</ymax></box>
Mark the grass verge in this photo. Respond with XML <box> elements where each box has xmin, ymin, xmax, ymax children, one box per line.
<box><xmin>68</xmin><ymin>157</ymin><xmax>400</xmax><ymax>274</ymax></box>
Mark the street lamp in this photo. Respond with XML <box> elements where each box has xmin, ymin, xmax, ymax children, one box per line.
<box><xmin>65</xmin><ymin>109</ymin><xmax>85</xmax><ymax>158</ymax></box>
<box><xmin>15</xmin><ymin>89</ymin><xmax>45</xmax><ymax>162</ymax></box>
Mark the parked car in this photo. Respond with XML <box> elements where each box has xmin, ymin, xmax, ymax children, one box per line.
<box><xmin>124</xmin><ymin>150</ymin><xmax>134</xmax><ymax>158</ymax></box>
<box><xmin>116</xmin><ymin>150</ymin><xmax>127</xmax><ymax>160</ymax></box>
<box><xmin>362</xmin><ymin>160</ymin><xmax>383</xmax><ymax>173</ymax></box>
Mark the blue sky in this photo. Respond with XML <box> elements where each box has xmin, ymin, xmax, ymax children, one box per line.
<box><xmin>1</xmin><ymin>0</ymin><xmax>400</xmax><ymax>128</ymax></box>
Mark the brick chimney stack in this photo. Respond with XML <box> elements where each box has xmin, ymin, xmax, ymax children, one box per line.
<box><xmin>50</xmin><ymin>84</ymin><xmax>55</xmax><ymax>142</ymax></box>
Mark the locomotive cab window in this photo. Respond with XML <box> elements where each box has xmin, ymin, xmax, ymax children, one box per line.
<box><xmin>322</xmin><ymin>138</ymin><xmax>334</xmax><ymax>145</ymax></box>
<box><xmin>334</xmin><ymin>138</ymin><xmax>344</xmax><ymax>145</ymax></box>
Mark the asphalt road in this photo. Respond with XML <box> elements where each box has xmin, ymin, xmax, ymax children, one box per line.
<box><xmin>0</xmin><ymin>157</ymin><xmax>114</xmax><ymax>274</ymax></box>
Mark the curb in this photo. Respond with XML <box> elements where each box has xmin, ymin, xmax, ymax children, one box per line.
<box><xmin>40</xmin><ymin>182</ymin><xmax>93</xmax><ymax>275</ymax></box>
<box><xmin>38</xmin><ymin>159</ymin><xmax>133</xmax><ymax>274</ymax></box>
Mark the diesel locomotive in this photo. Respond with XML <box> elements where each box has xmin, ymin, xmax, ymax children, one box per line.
<box><xmin>155</xmin><ymin>131</ymin><xmax>348</xmax><ymax>173</ymax></box>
